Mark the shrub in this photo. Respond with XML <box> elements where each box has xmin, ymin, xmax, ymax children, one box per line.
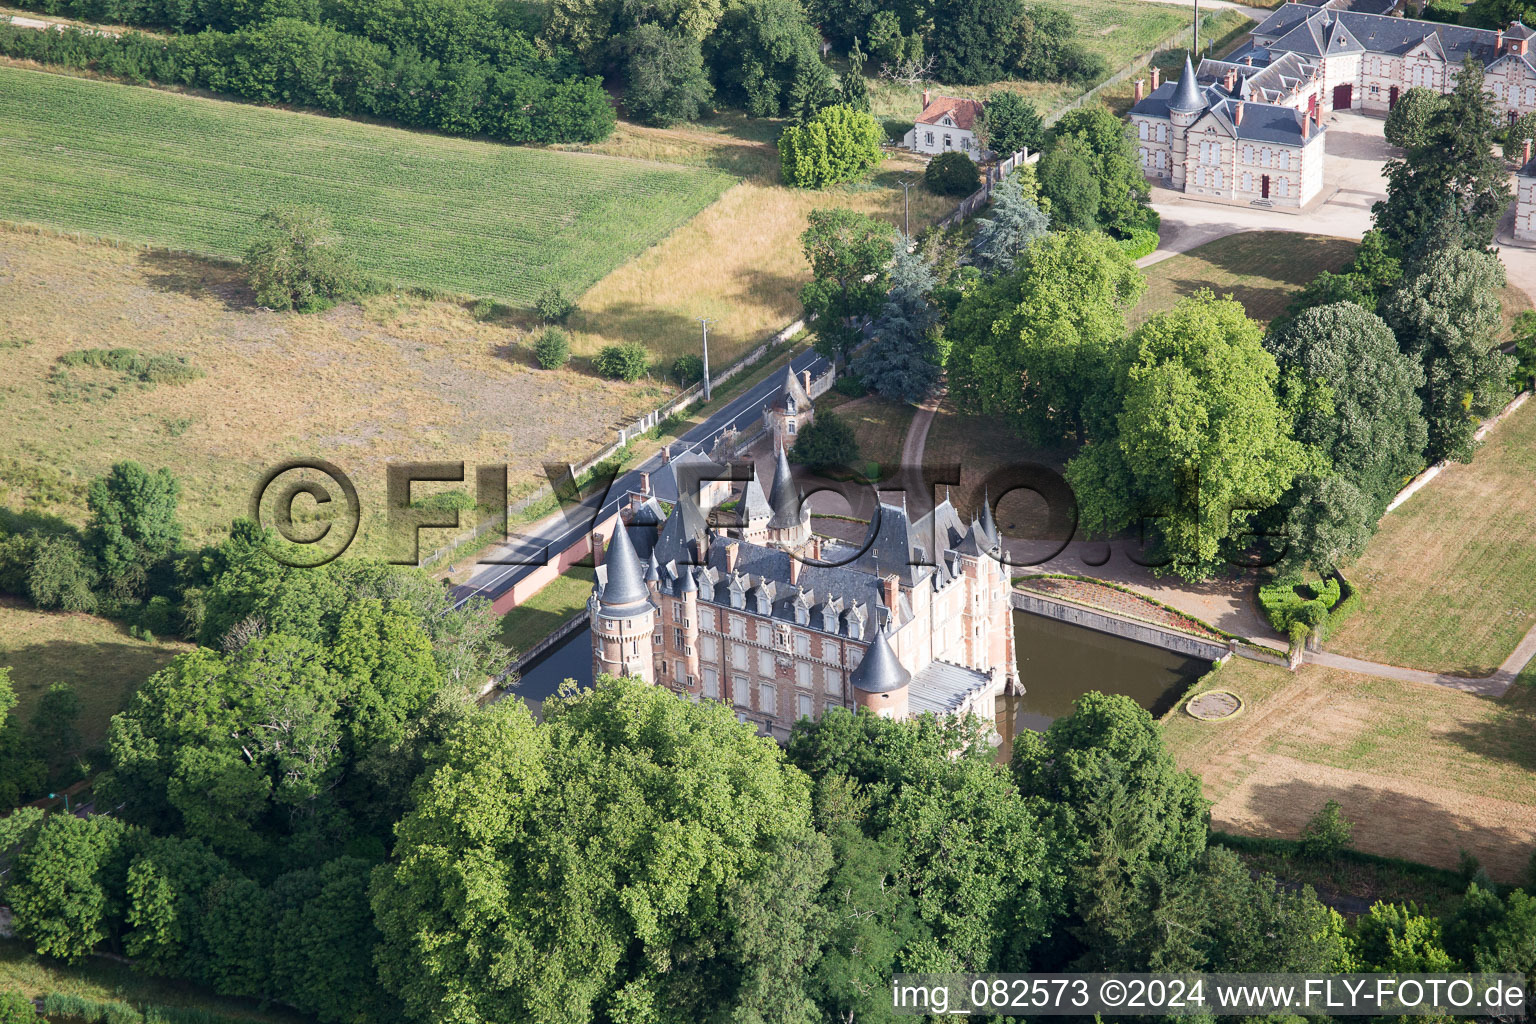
<box><xmin>833</xmin><ymin>372</ymin><xmax>867</xmax><ymax>397</ymax></box>
<box><xmin>56</xmin><ymin>348</ymin><xmax>200</xmax><ymax>387</ymax></box>
<box><xmin>1258</xmin><ymin>575</ymin><xmax>1343</xmax><ymax>635</ymax></box>
<box><xmin>1298</xmin><ymin>799</ymin><xmax>1353</xmax><ymax>859</ymax></box>
<box><xmin>0</xmin><ymin>534</ymin><xmax>34</xmax><ymax>596</ymax></box>
<box><xmin>536</xmin><ymin>285</ymin><xmax>576</xmax><ymax>324</ymax></box>
<box><xmin>595</xmin><ymin>343</ymin><xmax>650</xmax><ymax>381</ymax></box>
<box><xmin>243</xmin><ymin>207</ymin><xmax>361</xmax><ymax>313</ymax></box>
<box><xmin>26</xmin><ymin>535</ymin><xmax>97</xmax><ymax>613</ymax></box>
<box><xmin>787</xmin><ymin>411</ymin><xmax>859</xmax><ymax>471</ymax></box>
<box><xmin>671</xmin><ymin>353</ymin><xmax>703</xmax><ymax>386</ymax></box>
<box><xmin>533</xmin><ymin>327</ymin><xmax>571</xmax><ymax>370</ymax></box>
<box><xmin>778</xmin><ymin>104</ymin><xmax>884</xmax><ymax>188</ymax></box>
<box><xmin>924</xmin><ymin>151</ymin><xmax>980</xmax><ymax>196</ymax></box>
<box><xmin>0</xmin><ymin>989</ymin><xmax>36</xmax><ymax>1024</ymax></box>
<box><xmin>1116</xmin><ymin>227</ymin><xmax>1159</xmax><ymax>260</ymax></box>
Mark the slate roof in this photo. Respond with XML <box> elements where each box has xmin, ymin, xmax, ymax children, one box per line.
<box><xmin>850</xmin><ymin>628</ymin><xmax>911</xmax><ymax>693</ymax></box>
<box><xmin>914</xmin><ymin>95</ymin><xmax>984</xmax><ymax>130</ymax></box>
<box><xmin>766</xmin><ymin>445</ymin><xmax>806</xmax><ymax>530</ymax></box>
<box><xmin>740</xmin><ymin>474</ymin><xmax>772</xmax><ymax>522</ymax></box>
<box><xmin>596</xmin><ymin>520</ymin><xmax>653</xmax><ymax>614</ymax></box>
<box><xmin>909</xmin><ymin>660</ymin><xmax>993</xmax><ymax>715</ymax></box>
<box><xmin>767</xmin><ymin>365</ymin><xmax>812</xmax><ymax>413</ymax></box>
<box><xmin>1169</xmin><ymin>53</ymin><xmax>1206</xmax><ymax>112</ymax></box>
<box><xmin>1298</xmin><ymin>0</ymin><xmax>1403</xmax><ymax>15</ymax></box>
<box><xmin>1130</xmin><ymin>81</ymin><xmax>1324</xmax><ymax>145</ymax></box>
<box><xmin>1252</xmin><ymin>3</ymin><xmax>1501</xmax><ymax>64</ymax></box>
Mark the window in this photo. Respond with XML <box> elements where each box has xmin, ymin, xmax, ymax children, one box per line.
<box><xmin>730</xmin><ymin>616</ymin><xmax>746</xmax><ymax>639</ymax></box>
<box><xmin>794</xmin><ymin>633</ymin><xmax>810</xmax><ymax>657</ymax></box>
<box><xmin>1278</xmin><ymin>176</ymin><xmax>1290</xmax><ymax>197</ymax></box>
<box><xmin>756</xmin><ymin>622</ymin><xmax>771</xmax><ymax>646</ymax></box>
<box><xmin>1213</xmin><ymin>168</ymin><xmax>1224</xmax><ymax>188</ymax></box>
<box><xmin>822</xmin><ymin>639</ymin><xmax>838</xmax><ymax>660</ymax></box>
<box><xmin>1242</xmin><ymin>145</ymin><xmax>1254</xmax><ymax>164</ymax></box>
<box><xmin>798</xmin><ymin>694</ymin><xmax>814</xmax><ymax>719</ymax></box>
<box><xmin>698</xmin><ymin>608</ymin><xmax>714</xmax><ymax>630</ymax></box>
<box><xmin>732</xmin><ymin>675</ymin><xmax>749</xmax><ymax>705</ymax></box>
<box><xmin>674</xmin><ymin>660</ymin><xmax>684</xmax><ymax>681</ymax></box>
<box><xmin>796</xmin><ymin>662</ymin><xmax>812</xmax><ymax>688</ymax></box>
<box><xmin>701</xmin><ymin>636</ymin><xmax>717</xmax><ymax>660</ymax></box>
<box><xmin>1155</xmin><ymin>150</ymin><xmax>1167</xmax><ymax>171</ymax></box>
<box><xmin>1199</xmin><ymin>140</ymin><xmax>1220</xmax><ymax>164</ymax></box>
<box><xmin>1278</xmin><ymin>150</ymin><xmax>1291</xmax><ymax>170</ymax></box>
<box><xmin>760</xmin><ymin>684</ymin><xmax>777</xmax><ymax>717</ymax></box>
<box><xmin>825</xmin><ymin>666</ymin><xmax>842</xmax><ymax>695</ymax></box>
<box><xmin>1259</xmin><ymin>147</ymin><xmax>1272</xmax><ymax>168</ymax></box>
<box><xmin>1242</xmin><ymin>171</ymin><xmax>1253</xmax><ymax>192</ymax></box>
<box><xmin>1138</xmin><ymin>121</ymin><xmax>1149</xmax><ymax>141</ymax></box>
<box><xmin>732</xmin><ymin>643</ymin><xmax>747</xmax><ymax>669</ymax></box>
<box><xmin>1527</xmin><ymin>85</ymin><xmax>1535</xmax><ymax>105</ymax></box>
<box><xmin>1140</xmin><ymin>146</ymin><xmax>1150</xmax><ymax>168</ymax></box>
<box><xmin>924</xmin><ymin>131</ymin><xmax>934</xmax><ymax>146</ymax></box>
<box><xmin>961</xmin><ymin>137</ymin><xmax>971</xmax><ymax>150</ymax></box>
<box><xmin>758</xmin><ymin>650</ymin><xmax>774</xmax><ymax>677</ymax></box>
<box><xmin>1157</xmin><ymin>123</ymin><xmax>1168</xmax><ymax>143</ymax></box>
<box><xmin>703</xmin><ymin>668</ymin><xmax>719</xmax><ymax>699</ymax></box>
<box><xmin>944</xmin><ymin>134</ymin><xmax>953</xmax><ymax>148</ymax></box>
<box><xmin>673</xmin><ymin>628</ymin><xmax>685</xmax><ymax>648</ymax></box>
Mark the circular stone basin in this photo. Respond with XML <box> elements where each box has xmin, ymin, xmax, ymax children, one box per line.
<box><xmin>1185</xmin><ymin>689</ymin><xmax>1243</xmax><ymax>721</ymax></box>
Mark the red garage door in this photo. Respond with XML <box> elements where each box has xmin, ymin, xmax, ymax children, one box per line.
<box><xmin>1332</xmin><ymin>83</ymin><xmax>1353</xmax><ymax>110</ymax></box>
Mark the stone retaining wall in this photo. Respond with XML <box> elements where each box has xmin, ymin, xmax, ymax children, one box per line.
<box><xmin>1011</xmin><ymin>589</ymin><xmax>1229</xmax><ymax>662</ymax></box>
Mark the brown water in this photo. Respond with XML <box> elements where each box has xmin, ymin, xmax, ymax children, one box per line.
<box><xmin>999</xmin><ymin>611</ymin><xmax>1211</xmax><ymax>757</ymax></box>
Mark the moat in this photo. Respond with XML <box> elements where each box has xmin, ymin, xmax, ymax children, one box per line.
<box><xmin>510</xmin><ymin>611</ymin><xmax>1211</xmax><ymax>731</ymax></box>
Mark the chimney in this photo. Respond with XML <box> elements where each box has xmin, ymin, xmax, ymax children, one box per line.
<box><xmin>1314</xmin><ymin>103</ymin><xmax>1323</xmax><ymax>126</ymax></box>
<box><xmin>661</xmin><ymin>444</ymin><xmax>671</xmax><ymax>464</ymax></box>
<box><xmin>1151</xmin><ymin>66</ymin><xmax>1161</xmax><ymax>89</ymax></box>
<box><xmin>789</xmin><ymin>556</ymin><xmax>802</xmax><ymax>586</ymax></box>
<box><xmin>1524</xmin><ymin>138</ymin><xmax>1532</xmax><ymax>165</ymax></box>
<box><xmin>1134</xmin><ymin>78</ymin><xmax>1145</xmax><ymax>104</ymax></box>
<box><xmin>725</xmin><ymin>540</ymin><xmax>739</xmax><ymax>574</ymax></box>
<box><xmin>922</xmin><ymin>88</ymin><xmax>930</xmax><ymax>108</ymax></box>
<box><xmin>881</xmin><ymin>574</ymin><xmax>899</xmax><ymax>611</ymax></box>
<box><xmin>1302</xmin><ymin>114</ymin><xmax>1311</xmax><ymax>139</ymax></box>
<box><xmin>591</xmin><ymin>530</ymin><xmax>604</xmax><ymax>565</ymax></box>
<box><xmin>1244</xmin><ymin>54</ymin><xmax>1253</xmax><ymax>66</ymax></box>
<box><xmin>1224</xmin><ymin>68</ymin><xmax>1236</xmax><ymax>92</ymax></box>
<box><xmin>800</xmin><ymin>369</ymin><xmax>812</xmax><ymax>394</ymax></box>
<box><xmin>640</xmin><ymin>470</ymin><xmax>651</xmax><ymax>495</ymax></box>
<box><xmin>1234</xmin><ymin>101</ymin><xmax>1244</xmax><ymax>125</ymax></box>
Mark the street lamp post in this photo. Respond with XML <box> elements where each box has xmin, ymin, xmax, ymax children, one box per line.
<box><xmin>697</xmin><ymin>317</ymin><xmax>717</xmax><ymax>401</ymax></box>
<box><xmin>897</xmin><ymin>178</ymin><xmax>915</xmax><ymax>238</ymax></box>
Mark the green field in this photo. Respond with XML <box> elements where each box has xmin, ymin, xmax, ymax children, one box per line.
<box><xmin>0</xmin><ymin>66</ymin><xmax>732</xmax><ymax>304</ymax></box>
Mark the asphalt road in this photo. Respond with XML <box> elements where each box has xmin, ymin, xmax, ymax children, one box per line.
<box><xmin>450</xmin><ymin>348</ymin><xmax>830</xmax><ymax>608</ymax></box>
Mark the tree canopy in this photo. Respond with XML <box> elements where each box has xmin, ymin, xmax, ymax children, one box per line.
<box><xmin>855</xmin><ymin>236</ymin><xmax>944</xmax><ymax>402</ymax></box>
<box><xmin>799</xmin><ymin>207</ymin><xmax>894</xmax><ymax>360</ymax></box>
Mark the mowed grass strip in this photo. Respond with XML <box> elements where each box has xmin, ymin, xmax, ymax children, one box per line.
<box><xmin>1327</xmin><ymin>396</ymin><xmax>1536</xmax><ymax>675</ymax></box>
<box><xmin>0</xmin><ymin>66</ymin><xmax>732</xmax><ymax>304</ymax></box>
<box><xmin>1132</xmin><ymin>231</ymin><xmax>1359</xmax><ymax>325</ymax></box>
<box><xmin>1164</xmin><ymin>657</ymin><xmax>1536</xmax><ymax>881</ymax></box>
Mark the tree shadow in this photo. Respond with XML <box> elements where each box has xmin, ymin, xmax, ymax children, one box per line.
<box><xmin>0</xmin><ymin>508</ymin><xmax>79</xmax><ymax>539</ymax></box>
<box><xmin>1440</xmin><ymin>682</ymin><xmax>1536</xmax><ymax>776</ymax></box>
<box><xmin>734</xmin><ymin>266</ymin><xmax>806</xmax><ymax>310</ymax></box>
<box><xmin>1243</xmin><ymin>775</ymin><xmax>1535</xmax><ymax>882</ymax></box>
<box><xmin>136</xmin><ymin>250</ymin><xmax>257</xmax><ymax>312</ymax></box>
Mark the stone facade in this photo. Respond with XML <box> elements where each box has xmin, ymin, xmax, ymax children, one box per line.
<box><xmin>901</xmin><ymin>93</ymin><xmax>986</xmax><ymax>158</ymax></box>
<box><xmin>763</xmin><ymin>366</ymin><xmax>814</xmax><ymax>453</ymax></box>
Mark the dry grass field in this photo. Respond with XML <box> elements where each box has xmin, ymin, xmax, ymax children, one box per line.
<box><xmin>0</xmin><ymin>598</ymin><xmax>188</xmax><ymax>749</ymax></box>
<box><xmin>0</xmin><ymin>230</ymin><xmax>659</xmax><ymax>551</ymax></box>
<box><xmin>1326</xmin><ymin>397</ymin><xmax>1536</xmax><ymax>675</ymax></box>
<box><xmin>1132</xmin><ymin>232</ymin><xmax>1360</xmax><ymax>326</ymax></box>
<box><xmin>563</xmin><ymin>136</ymin><xmax>950</xmax><ymax>368</ymax></box>
<box><xmin>1164</xmin><ymin>657</ymin><xmax>1536</xmax><ymax>881</ymax></box>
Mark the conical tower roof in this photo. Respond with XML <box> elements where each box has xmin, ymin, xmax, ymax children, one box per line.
<box><xmin>850</xmin><ymin>627</ymin><xmax>911</xmax><ymax>694</ymax></box>
<box><xmin>767</xmin><ymin>445</ymin><xmax>805</xmax><ymax>530</ymax></box>
<box><xmin>599</xmin><ymin>522</ymin><xmax>652</xmax><ymax>613</ymax></box>
<box><xmin>1169</xmin><ymin>53</ymin><xmax>1206</xmax><ymax>113</ymax></box>
<box><xmin>979</xmin><ymin>487</ymin><xmax>998</xmax><ymax>546</ymax></box>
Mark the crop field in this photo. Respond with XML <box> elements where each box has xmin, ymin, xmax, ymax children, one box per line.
<box><xmin>1163</xmin><ymin>657</ymin><xmax>1536</xmax><ymax>881</ymax></box>
<box><xmin>0</xmin><ymin>66</ymin><xmax>731</xmax><ymax>304</ymax></box>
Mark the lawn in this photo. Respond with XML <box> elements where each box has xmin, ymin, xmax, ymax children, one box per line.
<box><xmin>1326</xmin><ymin>396</ymin><xmax>1536</xmax><ymax>675</ymax></box>
<box><xmin>1132</xmin><ymin>232</ymin><xmax>1360</xmax><ymax>326</ymax></box>
<box><xmin>0</xmin><ymin>599</ymin><xmax>188</xmax><ymax>750</ymax></box>
<box><xmin>0</xmin><ymin>939</ymin><xmax>311</xmax><ymax>1023</ymax></box>
<box><xmin>498</xmin><ymin>567</ymin><xmax>596</xmax><ymax>655</ymax></box>
<box><xmin>1163</xmin><ymin>656</ymin><xmax>1536</xmax><ymax>881</ymax></box>
<box><xmin>922</xmin><ymin>402</ymin><xmax>1065</xmax><ymax>534</ymax></box>
<box><xmin>0</xmin><ymin>65</ymin><xmax>731</xmax><ymax>305</ymax></box>
<box><xmin>0</xmin><ymin>230</ymin><xmax>658</xmax><ymax>551</ymax></box>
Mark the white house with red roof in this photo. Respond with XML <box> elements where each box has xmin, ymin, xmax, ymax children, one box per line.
<box><xmin>901</xmin><ymin>92</ymin><xmax>987</xmax><ymax>157</ymax></box>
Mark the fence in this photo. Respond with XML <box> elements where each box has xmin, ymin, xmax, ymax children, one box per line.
<box><xmin>935</xmin><ymin>148</ymin><xmax>1033</xmax><ymax>229</ymax></box>
<box><xmin>422</xmin><ymin>317</ymin><xmax>807</xmax><ymax>572</ymax></box>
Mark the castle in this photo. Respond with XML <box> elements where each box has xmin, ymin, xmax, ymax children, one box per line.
<box><xmin>589</xmin><ymin>442</ymin><xmax>1017</xmax><ymax>742</ymax></box>
<box><xmin>1130</xmin><ymin>3</ymin><xmax>1536</xmax><ymax>209</ymax></box>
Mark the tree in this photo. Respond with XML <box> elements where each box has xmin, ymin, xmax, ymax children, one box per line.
<box><xmin>1383</xmin><ymin>86</ymin><xmax>1444</xmax><ymax>149</ymax></box>
<box><xmin>1372</xmin><ymin>57</ymin><xmax>1509</xmax><ymax>251</ymax></box>
<box><xmin>0</xmin><ymin>670</ymin><xmax>45</xmax><ymax>809</ymax></box>
<box><xmin>0</xmin><ymin>989</ymin><xmax>36</xmax><ymax>1024</ymax></box>
<box><xmin>788</xmin><ymin>411</ymin><xmax>861</xmax><ymax>470</ymax></box>
<box><xmin>798</xmin><ymin>207</ymin><xmax>893</xmax><ymax>361</ymax></box>
<box><xmin>1349</xmin><ymin>903</ymin><xmax>1458</xmax><ymax>972</ymax></box>
<box><xmin>708</xmin><ymin>0</ymin><xmax>828</xmax><ymax>117</ymax></box>
<box><xmin>778</xmin><ymin>103</ymin><xmax>884</xmax><ymax>187</ymax></box>
<box><xmin>855</xmin><ymin>237</ymin><xmax>944</xmax><ymax>402</ymax></box>
<box><xmin>536</xmin><ymin>284</ymin><xmax>576</xmax><ymax>324</ymax></box>
<box><xmin>838</xmin><ymin>37</ymin><xmax>871</xmax><ymax>111</ymax></box>
<box><xmin>534</xmin><ymin>326</ymin><xmax>571</xmax><ymax>369</ymax></box>
<box><xmin>671</xmin><ymin>352</ymin><xmax>703</xmax><ymax>385</ymax></box>
<box><xmin>927</xmin><ymin>0</ymin><xmax>1022</xmax><ymax>84</ymax></box>
<box><xmin>270</xmin><ymin>857</ymin><xmax>398</xmax><ymax>1023</ymax></box>
<box><xmin>1066</xmin><ymin>291</ymin><xmax>1311</xmax><ymax>579</ymax></box>
<box><xmin>1298</xmin><ymin>799</ymin><xmax>1354</xmax><ymax>859</ymax></box>
<box><xmin>86</xmin><ymin>461</ymin><xmax>181</xmax><ymax>599</ymax></box>
<box><xmin>1036</xmin><ymin>135</ymin><xmax>1100</xmax><ymax>230</ymax></box>
<box><xmin>1383</xmin><ymin>244</ymin><xmax>1514</xmax><ymax>462</ymax></box>
<box><xmin>243</xmin><ymin>207</ymin><xmax>360</xmax><ymax>313</ymax></box>
<box><xmin>622</xmin><ymin>23</ymin><xmax>713</xmax><ymax>126</ymax></box>
<box><xmin>787</xmin><ymin>709</ymin><xmax>1063</xmax><ymax>973</ymax></box>
<box><xmin>25</xmin><ymin>534</ymin><xmax>97</xmax><ymax>613</ymax></box>
<box><xmin>1015</xmin><ymin>3</ymin><xmax>1104</xmax><ymax>84</ymax></box>
<box><xmin>594</xmin><ymin>342</ymin><xmax>650</xmax><ymax>381</ymax></box>
<box><xmin>8</xmin><ymin>812</ymin><xmax>132</xmax><ymax>963</ymax></box>
<box><xmin>1507</xmin><ymin>109</ymin><xmax>1536</xmax><ymax>162</ymax></box>
<box><xmin>970</xmin><ymin>169</ymin><xmax>1049</xmax><ymax>275</ymax></box>
<box><xmin>1047</xmin><ymin>104</ymin><xmax>1150</xmax><ymax>236</ymax></box>
<box><xmin>372</xmin><ymin>678</ymin><xmax>828</xmax><ymax>1023</ymax></box>
<box><xmin>28</xmin><ymin>683</ymin><xmax>80</xmax><ymax>781</ymax></box>
<box><xmin>924</xmin><ymin>150</ymin><xmax>980</xmax><ymax>196</ymax></box>
<box><xmin>948</xmin><ymin>229</ymin><xmax>1143</xmax><ymax>445</ymax></box>
<box><xmin>977</xmin><ymin>91</ymin><xmax>1043</xmax><ymax>156</ymax></box>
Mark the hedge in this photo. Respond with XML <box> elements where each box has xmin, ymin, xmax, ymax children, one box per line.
<box><xmin>1116</xmin><ymin>227</ymin><xmax>1159</xmax><ymax>260</ymax></box>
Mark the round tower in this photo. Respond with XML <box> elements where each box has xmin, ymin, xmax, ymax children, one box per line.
<box><xmin>590</xmin><ymin>520</ymin><xmax>657</xmax><ymax>684</ymax></box>
<box><xmin>765</xmin><ymin>444</ymin><xmax>812</xmax><ymax>550</ymax></box>
<box><xmin>849</xmin><ymin>627</ymin><xmax>910</xmax><ymax>720</ymax></box>
<box><xmin>680</xmin><ymin>567</ymin><xmax>701</xmax><ymax>694</ymax></box>
<box><xmin>1167</xmin><ymin>53</ymin><xmax>1207</xmax><ymax>192</ymax></box>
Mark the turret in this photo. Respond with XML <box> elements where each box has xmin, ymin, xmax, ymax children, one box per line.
<box><xmin>765</xmin><ymin>444</ymin><xmax>812</xmax><ymax>549</ymax></box>
<box><xmin>1168</xmin><ymin>53</ymin><xmax>1205</xmax><ymax>191</ymax></box>
<box><xmin>590</xmin><ymin>520</ymin><xmax>657</xmax><ymax>683</ymax></box>
<box><xmin>850</xmin><ymin>627</ymin><xmax>910</xmax><ymax>720</ymax></box>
